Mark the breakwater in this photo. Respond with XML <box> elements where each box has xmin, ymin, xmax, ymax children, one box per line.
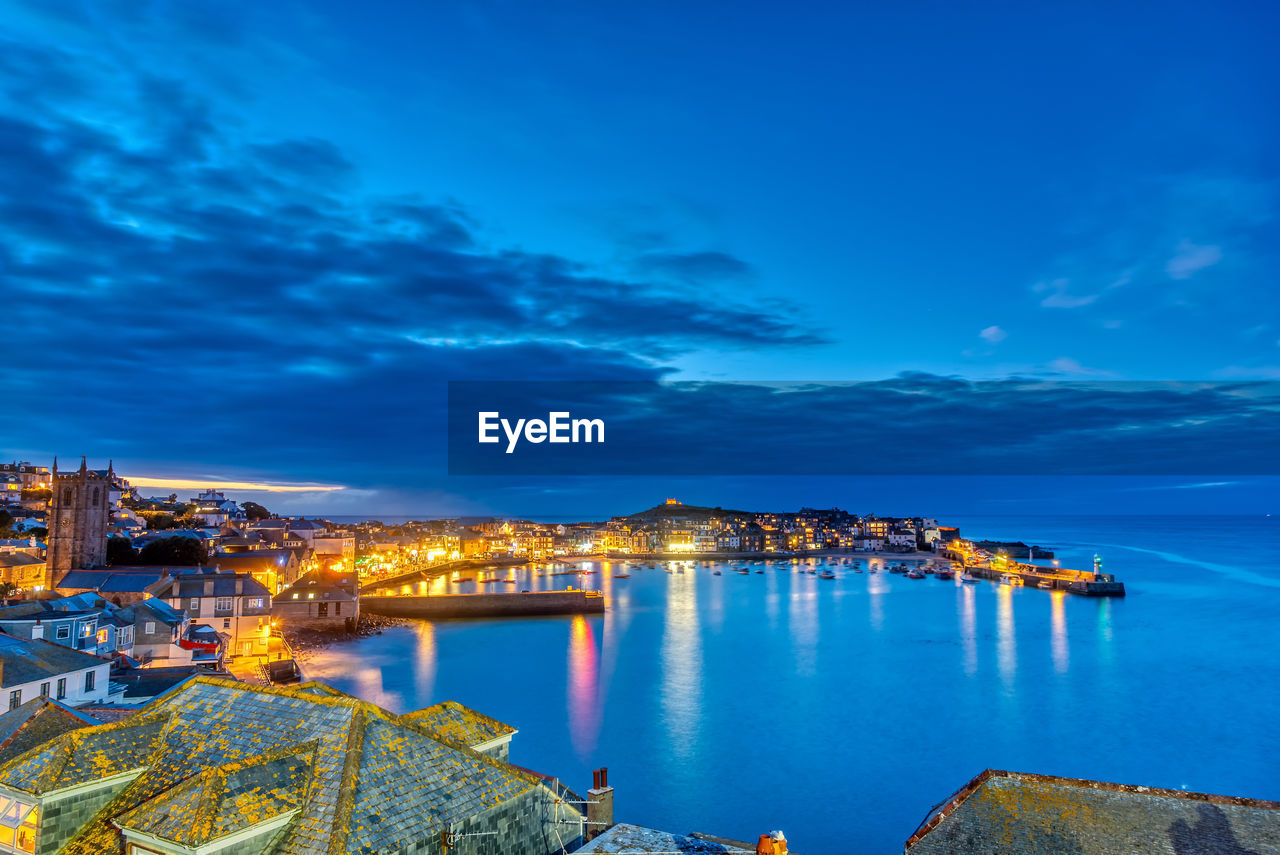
<box><xmin>361</xmin><ymin>589</ymin><xmax>606</xmax><ymax>619</ymax></box>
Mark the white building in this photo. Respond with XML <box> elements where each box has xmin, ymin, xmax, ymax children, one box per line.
<box><xmin>0</xmin><ymin>635</ymin><xmax>121</xmax><ymax>709</ymax></box>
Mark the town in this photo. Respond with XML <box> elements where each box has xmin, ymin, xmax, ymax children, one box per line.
<box><xmin>0</xmin><ymin>458</ymin><xmax>1266</xmax><ymax>855</ymax></box>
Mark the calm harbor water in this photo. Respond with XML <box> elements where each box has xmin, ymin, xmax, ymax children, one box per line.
<box><xmin>304</xmin><ymin>515</ymin><xmax>1280</xmax><ymax>855</ymax></box>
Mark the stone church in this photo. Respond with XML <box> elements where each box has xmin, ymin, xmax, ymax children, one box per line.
<box><xmin>44</xmin><ymin>457</ymin><xmax>112</xmax><ymax>588</ymax></box>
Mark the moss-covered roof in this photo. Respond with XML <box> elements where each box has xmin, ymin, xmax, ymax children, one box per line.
<box><xmin>905</xmin><ymin>769</ymin><xmax>1280</xmax><ymax>855</ymax></box>
<box><xmin>0</xmin><ymin>712</ymin><xmax>168</xmax><ymax>795</ymax></box>
<box><xmin>401</xmin><ymin>700</ymin><xmax>517</xmax><ymax>749</ymax></box>
<box><xmin>4</xmin><ymin>676</ymin><xmax>554</xmax><ymax>854</ymax></box>
<box><xmin>0</xmin><ymin>698</ymin><xmax>99</xmax><ymax>766</ymax></box>
<box><xmin>114</xmin><ymin>742</ymin><xmax>314</xmax><ymax>845</ymax></box>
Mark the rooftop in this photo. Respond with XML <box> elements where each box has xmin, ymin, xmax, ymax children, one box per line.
<box><xmin>0</xmin><ymin>635</ymin><xmax>106</xmax><ymax>688</ymax></box>
<box><xmin>904</xmin><ymin>769</ymin><xmax>1280</xmax><ymax>855</ymax></box>
<box><xmin>401</xmin><ymin>700</ymin><xmax>517</xmax><ymax>749</ymax></box>
<box><xmin>578</xmin><ymin>824</ymin><xmax>752</xmax><ymax>853</ymax></box>
<box><xmin>0</xmin><ymin>677</ymin><xmax>557</xmax><ymax>854</ymax></box>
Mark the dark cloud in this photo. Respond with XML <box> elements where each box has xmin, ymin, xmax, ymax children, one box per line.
<box><xmin>632</xmin><ymin>250</ymin><xmax>754</xmax><ymax>281</ymax></box>
<box><xmin>448</xmin><ymin>376</ymin><xmax>1280</xmax><ymax>476</ymax></box>
<box><xmin>0</xmin><ymin>36</ymin><xmax>815</xmax><ymax>490</ymax></box>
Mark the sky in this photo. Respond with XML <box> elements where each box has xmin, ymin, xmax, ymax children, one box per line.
<box><xmin>2</xmin><ymin>0</ymin><xmax>1278</xmax><ymax>517</ymax></box>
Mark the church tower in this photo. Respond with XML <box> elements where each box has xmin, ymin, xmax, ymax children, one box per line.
<box><xmin>45</xmin><ymin>457</ymin><xmax>112</xmax><ymax>585</ymax></box>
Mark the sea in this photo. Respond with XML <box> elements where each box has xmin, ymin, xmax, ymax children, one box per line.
<box><xmin>301</xmin><ymin>515</ymin><xmax>1280</xmax><ymax>855</ymax></box>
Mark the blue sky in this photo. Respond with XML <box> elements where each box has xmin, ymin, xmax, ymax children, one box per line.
<box><xmin>2</xmin><ymin>0</ymin><xmax>1277</xmax><ymax>516</ymax></box>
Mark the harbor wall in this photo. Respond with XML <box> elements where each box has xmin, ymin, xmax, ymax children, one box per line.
<box><xmin>362</xmin><ymin>589</ymin><xmax>605</xmax><ymax>619</ymax></box>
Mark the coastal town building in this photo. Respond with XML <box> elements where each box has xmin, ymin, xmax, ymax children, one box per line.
<box><xmin>0</xmin><ymin>634</ymin><xmax>119</xmax><ymax>710</ymax></box>
<box><xmin>0</xmin><ymin>553</ymin><xmax>46</xmax><ymax>591</ymax></box>
<box><xmin>207</xmin><ymin>549</ymin><xmax>301</xmax><ymax>594</ymax></box>
<box><xmin>144</xmin><ymin>571</ymin><xmax>272</xmax><ymax>659</ymax></box>
<box><xmin>272</xmin><ymin>570</ymin><xmax>359</xmax><ymax>631</ymax></box>
<box><xmin>0</xmin><ymin>676</ymin><xmax>585</xmax><ymax>855</ymax></box>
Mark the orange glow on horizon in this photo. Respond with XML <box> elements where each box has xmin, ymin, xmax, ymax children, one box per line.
<box><xmin>126</xmin><ymin>476</ymin><xmax>345</xmax><ymax>493</ymax></box>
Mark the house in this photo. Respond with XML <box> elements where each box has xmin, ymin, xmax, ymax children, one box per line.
<box><xmin>55</xmin><ymin>566</ymin><xmax>203</xmax><ymax>606</ymax></box>
<box><xmin>272</xmin><ymin>571</ymin><xmax>359</xmax><ymax>631</ymax></box>
<box><xmin>144</xmin><ymin>571</ymin><xmax>272</xmax><ymax>659</ymax></box>
<box><xmin>0</xmin><ymin>635</ymin><xmax>120</xmax><ymax>710</ymax></box>
<box><xmin>207</xmin><ymin>548</ymin><xmax>300</xmax><ymax>594</ymax></box>
<box><xmin>0</xmin><ymin>601</ymin><xmax>122</xmax><ymax>659</ymax></box>
<box><xmin>903</xmin><ymin>769</ymin><xmax>1280</xmax><ymax>854</ymax></box>
<box><xmin>0</xmin><ymin>553</ymin><xmax>47</xmax><ymax>591</ymax></box>
<box><xmin>115</xmin><ymin>598</ymin><xmax>189</xmax><ymax>665</ymax></box>
<box><xmin>312</xmin><ymin>531</ymin><xmax>355</xmax><ymax>571</ymax></box>
<box><xmin>0</xmin><ymin>676</ymin><xmax>584</xmax><ymax>855</ymax></box>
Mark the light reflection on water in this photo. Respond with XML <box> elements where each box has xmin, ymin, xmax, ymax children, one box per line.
<box><xmin>996</xmin><ymin>583</ymin><xmax>1016</xmax><ymax>690</ymax></box>
<box><xmin>310</xmin><ymin>517</ymin><xmax>1280</xmax><ymax>855</ymax></box>
<box><xmin>660</xmin><ymin>571</ymin><xmax>701</xmax><ymax>763</ymax></box>
<box><xmin>1051</xmin><ymin>591</ymin><xmax>1069</xmax><ymax>674</ymax></box>
<box><xmin>567</xmin><ymin>615</ymin><xmax>600</xmax><ymax>756</ymax></box>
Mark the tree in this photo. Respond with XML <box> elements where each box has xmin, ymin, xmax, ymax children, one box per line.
<box><xmin>0</xmin><ymin>582</ymin><xmax>17</xmax><ymax>606</ymax></box>
<box><xmin>107</xmin><ymin>536</ymin><xmax>137</xmax><ymax>565</ymax></box>
<box><xmin>139</xmin><ymin>536</ymin><xmax>206</xmax><ymax>566</ymax></box>
<box><xmin>0</xmin><ymin>509</ymin><xmax>12</xmax><ymax>534</ymax></box>
<box><xmin>138</xmin><ymin>511</ymin><xmax>176</xmax><ymax>530</ymax></box>
<box><xmin>241</xmin><ymin>501</ymin><xmax>271</xmax><ymax>521</ymax></box>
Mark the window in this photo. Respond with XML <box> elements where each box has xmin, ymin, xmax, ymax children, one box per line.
<box><xmin>317</xmin><ymin>602</ymin><xmax>328</xmax><ymax>617</ymax></box>
<box><xmin>56</xmin><ymin>678</ymin><xmax>66</xmax><ymax>700</ymax></box>
<box><xmin>39</xmin><ymin>684</ymin><xmax>49</xmax><ymax>699</ymax></box>
<box><xmin>84</xmin><ymin>671</ymin><xmax>95</xmax><ymax>692</ymax></box>
<box><xmin>0</xmin><ymin>795</ymin><xmax>38</xmax><ymax>853</ymax></box>
<box><xmin>189</xmin><ymin>598</ymin><xmax>199</xmax><ymax>611</ymax></box>
<box><xmin>248</xmin><ymin>597</ymin><xmax>264</xmax><ymax>609</ymax></box>
<box><xmin>335</xmin><ymin>603</ymin><xmax>342</xmax><ymax>615</ymax></box>
<box><xmin>7</xmin><ymin>691</ymin><xmax>19</xmax><ymax>711</ymax></box>
<box><xmin>223</xmin><ymin>619</ymin><xmax>231</xmax><ymax>629</ymax></box>
<box><xmin>96</xmin><ymin>628</ymin><xmax>109</xmax><ymax>644</ymax></box>
<box><xmin>215</xmin><ymin>597</ymin><xmax>233</xmax><ymax>612</ymax></box>
<box><xmin>80</xmin><ymin>622</ymin><xmax>95</xmax><ymax>638</ymax></box>
<box><xmin>55</xmin><ymin>626</ymin><xmax>70</xmax><ymax>640</ymax></box>
<box><xmin>144</xmin><ymin>622</ymin><xmax>155</xmax><ymax>635</ymax></box>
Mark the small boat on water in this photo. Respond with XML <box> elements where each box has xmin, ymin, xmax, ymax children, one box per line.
<box><xmin>755</xmin><ymin>570</ymin><xmax>764</xmax><ymax>574</ymax></box>
<box><xmin>713</xmin><ymin>570</ymin><xmax>722</xmax><ymax>576</ymax></box>
<box><xmin>819</xmin><ymin>571</ymin><xmax>836</xmax><ymax>579</ymax></box>
<box><xmin>613</xmin><ymin>573</ymin><xmax>631</xmax><ymax>578</ymax></box>
<box><xmin>854</xmin><ymin>568</ymin><xmax>864</xmax><ymax>573</ymax></box>
<box><xmin>935</xmin><ymin>569</ymin><xmax>954</xmax><ymax>580</ymax></box>
<box><xmin>906</xmin><ymin>569</ymin><xmax>925</xmax><ymax>579</ymax></box>
<box><xmin>961</xmin><ymin>573</ymin><xmax>978</xmax><ymax>583</ymax></box>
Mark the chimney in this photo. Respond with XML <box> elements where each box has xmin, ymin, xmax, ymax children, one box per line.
<box><xmin>586</xmin><ymin>767</ymin><xmax>613</xmax><ymax>843</ymax></box>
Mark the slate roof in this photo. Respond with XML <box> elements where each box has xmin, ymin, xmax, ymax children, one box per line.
<box><xmin>0</xmin><ymin>677</ymin><xmax>560</xmax><ymax>854</ymax></box>
<box><xmin>0</xmin><ymin>553</ymin><xmax>42</xmax><ymax>567</ymax></box>
<box><xmin>577</xmin><ymin>824</ymin><xmax>752</xmax><ymax>853</ymax></box>
<box><xmin>114</xmin><ymin>742</ymin><xmax>313</xmax><ymax>845</ymax></box>
<box><xmin>401</xmin><ymin>700</ymin><xmax>517</xmax><ymax>749</ymax></box>
<box><xmin>56</xmin><ymin>567</ymin><xmax>202</xmax><ymax>593</ymax></box>
<box><xmin>904</xmin><ymin>769</ymin><xmax>1280</xmax><ymax>855</ymax></box>
<box><xmin>0</xmin><ymin>635</ymin><xmax>106</xmax><ymax>688</ymax></box>
<box><xmin>145</xmin><ymin>573</ymin><xmax>271</xmax><ymax>600</ymax></box>
<box><xmin>0</xmin><ymin>698</ymin><xmax>99</xmax><ymax>765</ymax></box>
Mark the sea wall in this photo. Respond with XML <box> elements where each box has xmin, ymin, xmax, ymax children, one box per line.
<box><xmin>362</xmin><ymin>590</ymin><xmax>605</xmax><ymax>619</ymax></box>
